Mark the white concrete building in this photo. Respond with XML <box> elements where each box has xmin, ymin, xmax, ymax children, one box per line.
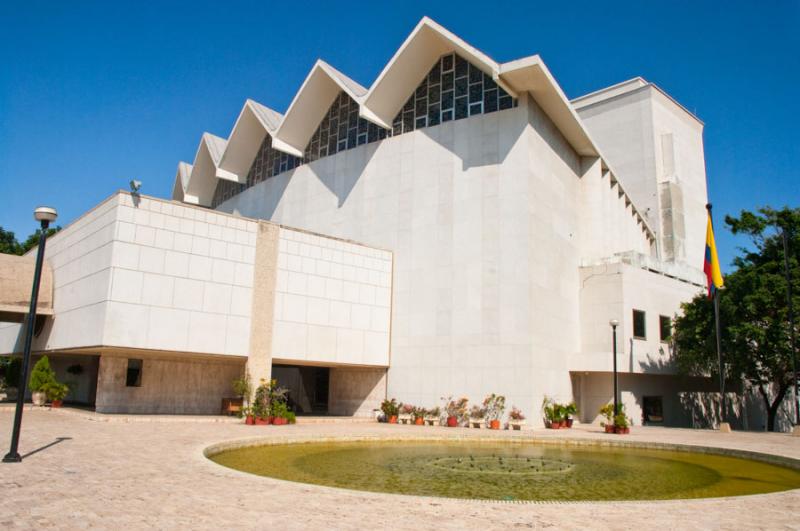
<box><xmin>1</xmin><ymin>17</ymin><xmax>733</xmax><ymax>426</ymax></box>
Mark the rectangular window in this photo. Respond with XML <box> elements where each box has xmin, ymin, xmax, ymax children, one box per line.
<box><xmin>659</xmin><ymin>315</ymin><xmax>672</xmax><ymax>342</ymax></box>
<box><xmin>633</xmin><ymin>310</ymin><xmax>646</xmax><ymax>339</ymax></box>
<box><xmin>126</xmin><ymin>359</ymin><xmax>142</xmax><ymax>387</ymax></box>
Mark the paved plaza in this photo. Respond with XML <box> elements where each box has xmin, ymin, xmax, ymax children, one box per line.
<box><xmin>1</xmin><ymin>407</ymin><xmax>799</xmax><ymax>530</ymax></box>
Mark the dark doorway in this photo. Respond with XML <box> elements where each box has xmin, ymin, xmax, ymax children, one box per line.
<box><xmin>643</xmin><ymin>396</ymin><xmax>664</xmax><ymax>425</ymax></box>
<box><xmin>272</xmin><ymin>364</ymin><xmax>330</xmax><ymax>415</ymax></box>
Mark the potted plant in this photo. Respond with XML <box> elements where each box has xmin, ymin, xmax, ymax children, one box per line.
<box><xmin>614</xmin><ymin>406</ymin><xmax>631</xmax><ymax>434</ymax></box>
<box><xmin>442</xmin><ymin>396</ymin><xmax>468</xmax><ymax>427</ymax></box>
<box><xmin>272</xmin><ymin>402</ymin><xmax>290</xmax><ymax>425</ymax></box>
<box><xmin>424</xmin><ymin>406</ymin><xmax>441</xmax><ymax>426</ymax></box>
<box><xmin>44</xmin><ymin>382</ymin><xmax>69</xmax><ymax>408</ymax></box>
<box><xmin>483</xmin><ymin>394</ymin><xmax>506</xmax><ymax>430</ymax></box>
<box><xmin>412</xmin><ymin>407</ymin><xmax>426</xmax><ymax>425</ymax></box>
<box><xmin>242</xmin><ymin>406</ymin><xmax>255</xmax><ymax>425</ymax></box>
<box><xmin>542</xmin><ymin>396</ymin><xmax>560</xmax><ymax>428</ymax></box>
<box><xmin>599</xmin><ymin>403</ymin><xmax>615</xmax><ymax>433</ymax></box>
<box><xmin>399</xmin><ymin>403</ymin><xmax>414</xmax><ymax>424</ymax></box>
<box><xmin>229</xmin><ymin>372</ymin><xmax>251</xmax><ymax>415</ymax></box>
<box><xmin>564</xmin><ymin>402</ymin><xmax>578</xmax><ymax>428</ymax></box>
<box><xmin>468</xmin><ymin>404</ymin><xmax>486</xmax><ymax>428</ymax></box>
<box><xmin>29</xmin><ymin>356</ymin><xmax>57</xmax><ymax>407</ymax></box>
<box><xmin>508</xmin><ymin>406</ymin><xmax>526</xmax><ymax>430</ymax></box>
<box><xmin>381</xmin><ymin>398</ymin><xmax>400</xmax><ymax>423</ymax></box>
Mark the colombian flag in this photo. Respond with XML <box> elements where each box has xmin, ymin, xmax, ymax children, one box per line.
<box><xmin>704</xmin><ymin>213</ymin><xmax>724</xmax><ymax>298</ymax></box>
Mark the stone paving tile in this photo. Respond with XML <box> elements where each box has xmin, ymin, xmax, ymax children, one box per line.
<box><xmin>1</xmin><ymin>408</ymin><xmax>799</xmax><ymax>530</ymax></box>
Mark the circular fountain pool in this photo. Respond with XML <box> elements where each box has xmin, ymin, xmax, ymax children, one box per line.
<box><xmin>208</xmin><ymin>439</ymin><xmax>800</xmax><ymax>501</ymax></box>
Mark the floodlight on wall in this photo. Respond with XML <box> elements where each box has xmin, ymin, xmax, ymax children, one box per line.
<box><xmin>129</xmin><ymin>179</ymin><xmax>142</xmax><ymax>194</ymax></box>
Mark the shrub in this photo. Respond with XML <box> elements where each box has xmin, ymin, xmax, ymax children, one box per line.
<box><xmin>381</xmin><ymin>398</ymin><xmax>400</xmax><ymax>417</ymax></box>
<box><xmin>469</xmin><ymin>404</ymin><xmax>486</xmax><ymax>420</ymax></box>
<box><xmin>29</xmin><ymin>356</ymin><xmax>56</xmax><ymax>392</ymax></box>
<box><xmin>483</xmin><ymin>394</ymin><xmax>506</xmax><ymax>421</ymax></box>
<box><xmin>442</xmin><ymin>396</ymin><xmax>469</xmax><ymax>422</ymax></box>
<box><xmin>232</xmin><ymin>373</ymin><xmax>252</xmax><ymax>405</ymax></box>
<box><xmin>44</xmin><ymin>382</ymin><xmax>69</xmax><ymax>401</ymax></box>
<box><xmin>599</xmin><ymin>404</ymin><xmax>615</xmax><ymax>426</ymax></box>
<box><xmin>508</xmin><ymin>406</ymin><xmax>526</xmax><ymax>421</ymax></box>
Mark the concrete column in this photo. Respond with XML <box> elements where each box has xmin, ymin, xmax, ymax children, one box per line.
<box><xmin>246</xmin><ymin>222</ymin><xmax>280</xmax><ymax>394</ymax></box>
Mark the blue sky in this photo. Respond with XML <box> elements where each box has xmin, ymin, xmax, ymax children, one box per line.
<box><xmin>0</xmin><ymin>1</ymin><xmax>797</xmax><ymax>270</ymax></box>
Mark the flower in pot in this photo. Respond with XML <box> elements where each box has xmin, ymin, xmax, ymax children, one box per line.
<box><xmin>564</xmin><ymin>402</ymin><xmax>578</xmax><ymax>428</ymax></box>
<box><xmin>29</xmin><ymin>356</ymin><xmax>57</xmax><ymax>407</ymax></box>
<box><xmin>542</xmin><ymin>396</ymin><xmax>559</xmax><ymax>428</ymax></box>
<box><xmin>424</xmin><ymin>406</ymin><xmax>441</xmax><ymax>426</ymax></box>
<box><xmin>599</xmin><ymin>403</ymin><xmax>616</xmax><ymax>433</ymax></box>
<box><xmin>614</xmin><ymin>410</ymin><xmax>630</xmax><ymax>434</ymax></box>
<box><xmin>272</xmin><ymin>402</ymin><xmax>290</xmax><ymax>425</ymax></box>
<box><xmin>241</xmin><ymin>406</ymin><xmax>256</xmax><ymax>425</ymax></box>
<box><xmin>442</xmin><ymin>396</ymin><xmax>468</xmax><ymax>427</ymax></box>
<box><xmin>483</xmin><ymin>394</ymin><xmax>506</xmax><ymax>430</ymax></box>
<box><xmin>381</xmin><ymin>398</ymin><xmax>400</xmax><ymax>423</ymax></box>
<box><xmin>412</xmin><ymin>407</ymin><xmax>426</xmax><ymax>425</ymax></box>
<box><xmin>399</xmin><ymin>403</ymin><xmax>414</xmax><ymax>424</ymax></box>
<box><xmin>43</xmin><ymin>382</ymin><xmax>69</xmax><ymax>408</ymax></box>
<box><xmin>468</xmin><ymin>404</ymin><xmax>486</xmax><ymax>428</ymax></box>
<box><xmin>508</xmin><ymin>406</ymin><xmax>526</xmax><ymax>430</ymax></box>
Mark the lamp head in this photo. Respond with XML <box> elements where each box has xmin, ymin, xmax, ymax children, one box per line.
<box><xmin>609</xmin><ymin>319</ymin><xmax>620</xmax><ymax>328</ymax></box>
<box><xmin>33</xmin><ymin>206</ymin><xmax>57</xmax><ymax>223</ymax></box>
<box><xmin>129</xmin><ymin>179</ymin><xmax>142</xmax><ymax>194</ymax></box>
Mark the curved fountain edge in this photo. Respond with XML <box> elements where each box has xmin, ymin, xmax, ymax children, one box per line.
<box><xmin>202</xmin><ymin>432</ymin><xmax>800</xmax><ymax>471</ymax></box>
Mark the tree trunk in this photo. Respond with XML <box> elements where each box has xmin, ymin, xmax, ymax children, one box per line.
<box><xmin>757</xmin><ymin>382</ymin><xmax>789</xmax><ymax>432</ymax></box>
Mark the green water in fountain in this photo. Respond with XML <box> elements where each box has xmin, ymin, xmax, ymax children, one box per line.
<box><xmin>209</xmin><ymin>440</ymin><xmax>800</xmax><ymax>501</ymax></box>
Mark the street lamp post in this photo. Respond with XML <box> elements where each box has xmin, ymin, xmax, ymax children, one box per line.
<box><xmin>610</xmin><ymin>319</ymin><xmax>620</xmax><ymax>416</ymax></box>
<box><xmin>3</xmin><ymin>206</ymin><xmax>57</xmax><ymax>463</ymax></box>
<box><xmin>783</xmin><ymin>229</ymin><xmax>799</xmax><ymax>429</ymax></box>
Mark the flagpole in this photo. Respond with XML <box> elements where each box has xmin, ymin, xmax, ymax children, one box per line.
<box><xmin>707</xmin><ymin>203</ymin><xmax>728</xmax><ymax>431</ymax></box>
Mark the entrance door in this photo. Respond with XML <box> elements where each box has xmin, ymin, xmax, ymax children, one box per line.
<box><xmin>643</xmin><ymin>396</ymin><xmax>664</xmax><ymax>424</ymax></box>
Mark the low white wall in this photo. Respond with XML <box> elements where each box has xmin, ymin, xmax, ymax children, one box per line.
<box><xmin>271</xmin><ymin>227</ymin><xmax>392</xmax><ymax>367</ymax></box>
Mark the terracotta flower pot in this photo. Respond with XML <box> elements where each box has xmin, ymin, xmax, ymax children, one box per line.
<box><xmin>489</xmin><ymin>419</ymin><xmax>500</xmax><ymax>430</ymax></box>
<box><xmin>447</xmin><ymin>416</ymin><xmax>458</xmax><ymax>427</ymax></box>
<box><xmin>414</xmin><ymin>417</ymin><xmax>424</xmax><ymax>425</ymax></box>
<box><xmin>51</xmin><ymin>400</ymin><xmax>63</xmax><ymax>408</ymax></box>
<box><xmin>255</xmin><ymin>417</ymin><xmax>270</xmax><ymax>425</ymax></box>
<box><xmin>604</xmin><ymin>424</ymin><xmax>615</xmax><ymax>433</ymax></box>
<box><xmin>388</xmin><ymin>415</ymin><xmax>398</xmax><ymax>424</ymax></box>
<box><xmin>615</xmin><ymin>426</ymin><xmax>630</xmax><ymax>435</ymax></box>
<box><xmin>273</xmin><ymin>417</ymin><xmax>288</xmax><ymax>426</ymax></box>
<box><xmin>245</xmin><ymin>415</ymin><xmax>255</xmax><ymax>425</ymax></box>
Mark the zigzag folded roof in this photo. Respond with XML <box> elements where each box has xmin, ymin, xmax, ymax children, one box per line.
<box><xmin>171</xmin><ymin>161</ymin><xmax>193</xmax><ymax>202</ymax></box>
<box><xmin>171</xmin><ymin>16</ymin><xmax>655</xmax><ymax>241</ymax></box>
<box><xmin>271</xmin><ymin>60</ymin><xmax>370</xmax><ymax>158</ymax></box>
<box><xmin>182</xmin><ymin>133</ymin><xmax>227</xmax><ymax>206</ymax></box>
<box><xmin>216</xmin><ymin>99</ymin><xmax>284</xmax><ymax>184</ymax></box>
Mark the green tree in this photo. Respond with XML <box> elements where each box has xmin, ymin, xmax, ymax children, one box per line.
<box><xmin>673</xmin><ymin>206</ymin><xmax>799</xmax><ymax>431</ymax></box>
<box><xmin>0</xmin><ymin>227</ymin><xmax>22</xmax><ymax>255</ymax></box>
<box><xmin>29</xmin><ymin>355</ymin><xmax>56</xmax><ymax>392</ymax></box>
<box><xmin>0</xmin><ymin>225</ymin><xmax>61</xmax><ymax>256</ymax></box>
